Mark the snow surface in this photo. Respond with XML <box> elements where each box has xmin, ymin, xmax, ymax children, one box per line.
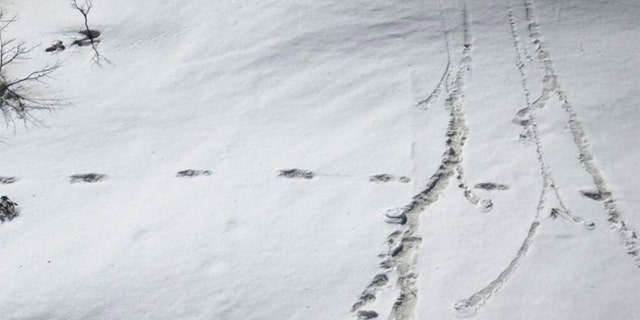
<box><xmin>0</xmin><ymin>0</ymin><xmax>638</xmax><ymax>319</ymax></box>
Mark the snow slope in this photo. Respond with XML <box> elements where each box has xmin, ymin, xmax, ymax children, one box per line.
<box><xmin>0</xmin><ymin>0</ymin><xmax>638</xmax><ymax>319</ymax></box>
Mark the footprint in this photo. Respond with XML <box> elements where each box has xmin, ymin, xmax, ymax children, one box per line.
<box><xmin>582</xmin><ymin>220</ymin><xmax>596</xmax><ymax>230</ymax></box>
<box><xmin>549</xmin><ymin>208</ymin><xmax>563</xmax><ymax>219</ymax></box>
<box><xmin>278</xmin><ymin>169</ymin><xmax>314</xmax><ymax>179</ymax></box>
<box><xmin>391</xmin><ymin>244</ymin><xmax>404</xmax><ymax>257</ymax></box>
<box><xmin>519</xmin><ymin>128</ymin><xmax>533</xmax><ymax>142</ymax></box>
<box><xmin>386</xmin><ymin>230</ymin><xmax>403</xmax><ymax>245</ymax></box>
<box><xmin>379</xmin><ymin>258</ymin><xmax>395</xmax><ymax>270</ymax></box>
<box><xmin>579</xmin><ymin>190</ymin><xmax>603</xmax><ymax>201</ymax></box>
<box><xmin>369</xmin><ymin>274</ymin><xmax>389</xmax><ymax>288</ymax></box>
<box><xmin>550</xmin><ymin>208</ymin><xmax>595</xmax><ymax>230</ymax></box>
<box><xmin>384</xmin><ymin>208</ymin><xmax>407</xmax><ymax>225</ymax></box>
<box><xmin>0</xmin><ymin>176</ymin><xmax>17</xmax><ymax>184</ymax></box>
<box><xmin>474</xmin><ymin>182</ymin><xmax>510</xmax><ymax>191</ymax></box>
<box><xmin>176</xmin><ymin>169</ymin><xmax>212</xmax><ymax>178</ymax></box>
<box><xmin>369</xmin><ymin>174</ymin><xmax>411</xmax><ymax>184</ymax></box>
<box><xmin>351</xmin><ymin>273</ymin><xmax>390</xmax><ymax>312</ymax></box>
<box><xmin>478</xmin><ymin>199</ymin><xmax>494</xmax><ymax>212</ymax></box>
<box><xmin>358</xmin><ymin>292</ymin><xmax>376</xmax><ymax>303</ymax></box>
<box><xmin>69</xmin><ymin>173</ymin><xmax>107</xmax><ymax>184</ymax></box>
<box><xmin>369</xmin><ymin>174</ymin><xmax>394</xmax><ymax>183</ymax></box>
<box><xmin>398</xmin><ymin>176</ymin><xmax>411</xmax><ymax>183</ymax></box>
<box><xmin>357</xmin><ymin>310</ymin><xmax>378</xmax><ymax>319</ymax></box>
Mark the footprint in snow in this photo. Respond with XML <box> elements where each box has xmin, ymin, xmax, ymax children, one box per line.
<box><xmin>369</xmin><ymin>174</ymin><xmax>411</xmax><ymax>184</ymax></box>
<box><xmin>176</xmin><ymin>169</ymin><xmax>212</xmax><ymax>178</ymax></box>
<box><xmin>357</xmin><ymin>310</ymin><xmax>379</xmax><ymax>319</ymax></box>
<box><xmin>474</xmin><ymin>182</ymin><xmax>510</xmax><ymax>191</ymax></box>
<box><xmin>278</xmin><ymin>169</ymin><xmax>315</xmax><ymax>179</ymax></box>
<box><xmin>69</xmin><ymin>173</ymin><xmax>107</xmax><ymax>184</ymax></box>
<box><xmin>0</xmin><ymin>176</ymin><xmax>18</xmax><ymax>184</ymax></box>
<box><xmin>579</xmin><ymin>190</ymin><xmax>604</xmax><ymax>201</ymax></box>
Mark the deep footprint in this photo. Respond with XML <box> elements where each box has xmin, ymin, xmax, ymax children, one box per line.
<box><xmin>357</xmin><ymin>310</ymin><xmax>379</xmax><ymax>319</ymax></box>
<box><xmin>369</xmin><ymin>174</ymin><xmax>394</xmax><ymax>183</ymax></box>
<box><xmin>369</xmin><ymin>174</ymin><xmax>412</xmax><ymax>184</ymax></box>
<box><xmin>69</xmin><ymin>173</ymin><xmax>107</xmax><ymax>184</ymax></box>
<box><xmin>474</xmin><ymin>182</ymin><xmax>510</xmax><ymax>190</ymax></box>
<box><xmin>579</xmin><ymin>190</ymin><xmax>603</xmax><ymax>201</ymax></box>
<box><xmin>278</xmin><ymin>169</ymin><xmax>315</xmax><ymax>179</ymax></box>
<box><xmin>398</xmin><ymin>176</ymin><xmax>411</xmax><ymax>183</ymax></box>
<box><xmin>0</xmin><ymin>176</ymin><xmax>18</xmax><ymax>184</ymax></box>
<box><xmin>176</xmin><ymin>169</ymin><xmax>212</xmax><ymax>178</ymax></box>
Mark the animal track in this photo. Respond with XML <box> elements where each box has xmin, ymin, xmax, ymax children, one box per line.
<box><xmin>474</xmin><ymin>182</ymin><xmax>510</xmax><ymax>191</ymax></box>
<box><xmin>176</xmin><ymin>169</ymin><xmax>212</xmax><ymax>178</ymax></box>
<box><xmin>454</xmin><ymin>2</ymin><xmax>611</xmax><ymax>315</ymax></box>
<box><xmin>369</xmin><ymin>174</ymin><xmax>411</xmax><ymax>184</ymax></box>
<box><xmin>352</xmin><ymin>6</ymin><xmax>480</xmax><ymax>319</ymax></box>
<box><xmin>455</xmin><ymin>3</ymin><xmax>562</xmax><ymax>315</ymax></box>
<box><xmin>549</xmin><ymin>208</ymin><xmax>595</xmax><ymax>230</ymax></box>
<box><xmin>455</xmin><ymin>222</ymin><xmax>540</xmax><ymax>316</ymax></box>
<box><xmin>278</xmin><ymin>169</ymin><xmax>315</xmax><ymax>179</ymax></box>
<box><xmin>356</xmin><ymin>310</ymin><xmax>379</xmax><ymax>319</ymax></box>
<box><xmin>0</xmin><ymin>176</ymin><xmax>17</xmax><ymax>184</ymax></box>
<box><xmin>72</xmin><ymin>29</ymin><xmax>102</xmax><ymax>46</ymax></box>
<box><xmin>478</xmin><ymin>199</ymin><xmax>494</xmax><ymax>212</ymax></box>
<box><xmin>69</xmin><ymin>173</ymin><xmax>107</xmax><ymax>184</ymax></box>
<box><xmin>352</xmin><ymin>231</ymin><xmax>408</xmax><ymax>314</ymax></box>
<box><xmin>351</xmin><ymin>273</ymin><xmax>390</xmax><ymax>312</ymax></box>
<box><xmin>369</xmin><ymin>174</ymin><xmax>393</xmax><ymax>183</ymax></box>
<box><xmin>398</xmin><ymin>176</ymin><xmax>411</xmax><ymax>183</ymax></box>
<box><xmin>522</xmin><ymin>0</ymin><xmax>639</xmax><ymax>264</ymax></box>
<box><xmin>579</xmin><ymin>189</ymin><xmax>603</xmax><ymax>201</ymax></box>
<box><xmin>357</xmin><ymin>5</ymin><xmax>495</xmax><ymax>319</ymax></box>
<box><xmin>384</xmin><ymin>207</ymin><xmax>408</xmax><ymax>225</ymax></box>
<box><xmin>45</xmin><ymin>40</ymin><xmax>65</xmax><ymax>53</ymax></box>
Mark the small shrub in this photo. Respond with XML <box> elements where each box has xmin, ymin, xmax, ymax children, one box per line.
<box><xmin>0</xmin><ymin>195</ymin><xmax>18</xmax><ymax>222</ymax></box>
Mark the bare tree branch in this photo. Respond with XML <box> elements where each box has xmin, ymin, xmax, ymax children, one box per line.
<box><xmin>71</xmin><ymin>0</ymin><xmax>110</xmax><ymax>65</ymax></box>
<box><xmin>71</xmin><ymin>0</ymin><xmax>93</xmax><ymax>32</ymax></box>
<box><xmin>5</xmin><ymin>63</ymin><xmax>59</xmax><ymax>87</ymax></box>
<box><xmin>0</xmin><ymin>11</ymin><xmax>62</xmax><ymax>128</ymax></box>
<box><xmin>0</xmin><ymin>11</ymin><xmax>17</xmax><ymax>33</ymax></box>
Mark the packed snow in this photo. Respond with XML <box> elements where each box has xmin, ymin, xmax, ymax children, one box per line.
<box><xmin>0</xmin><ymin>0</ymin><xmax>638</xmax><ymax>319</ymax></box>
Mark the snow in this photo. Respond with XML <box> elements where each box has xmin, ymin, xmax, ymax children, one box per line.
<box><xmin>0</xmin><ymin>0</ymin><xmax>638</xmax><ymax>319</ymax></box>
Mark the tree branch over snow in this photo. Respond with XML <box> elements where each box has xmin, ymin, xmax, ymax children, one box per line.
<box><xmin>0</xmin><ymin>11</ymin><xmax>61</xmax><ymax>129</ymax></box>
<box><xmin>71</xmin><ymin>0</ymin><xmax>110</xmax><ymax>65</ymax></box>
<box><xmin>71</xmin><ymin>0</ymin><xmax>92</xmax><ymax>33</ymax></box>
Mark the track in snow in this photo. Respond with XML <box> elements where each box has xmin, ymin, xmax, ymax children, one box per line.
<box><xmin>454</xmin><ymin>0</ymin><xmax>637</xmax><ymax>316</ymax></box>
<box><xmin>350</xmin><ymin>4</ymin><xmax>491</xmax><ymax>319</ymax></box>
<box><xmin>521</xmin><ymin>0</ymin><xmax>640</xmax><ymax>264</ymax></box>
<box><xmin>416</xmin><ymin>14</ymin><xmax>451</xmax><ymax>111</ymax></box>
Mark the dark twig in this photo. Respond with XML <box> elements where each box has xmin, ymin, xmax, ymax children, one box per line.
<box><xmin>71</xmin><ymin>0</ymin><xmax>110</xmax><ymax>65</ymax></box>
<box><xmin>0</xmin><ymin>11</ymin><xmax>61</xmax><ymax>128</ymax></box>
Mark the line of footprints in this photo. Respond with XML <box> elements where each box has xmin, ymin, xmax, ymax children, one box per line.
<box><xmin>0</xmin><ymin>169</ymin><xmax>412</xmax><ymax>185</ymax></box>
<box><xmin>1</xmin><ymin>169</ymin><xmax>601</xmax><ymax>227</ymax></box>
<box><xmin>2</xmin><ymin>169</ymin><xmax>603</xmax><ymax>200</ymax></box>
<box><xmin>1</xmin><ymin>170</ymin><xmax>603</xmax><ymax>203</ymax></box>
